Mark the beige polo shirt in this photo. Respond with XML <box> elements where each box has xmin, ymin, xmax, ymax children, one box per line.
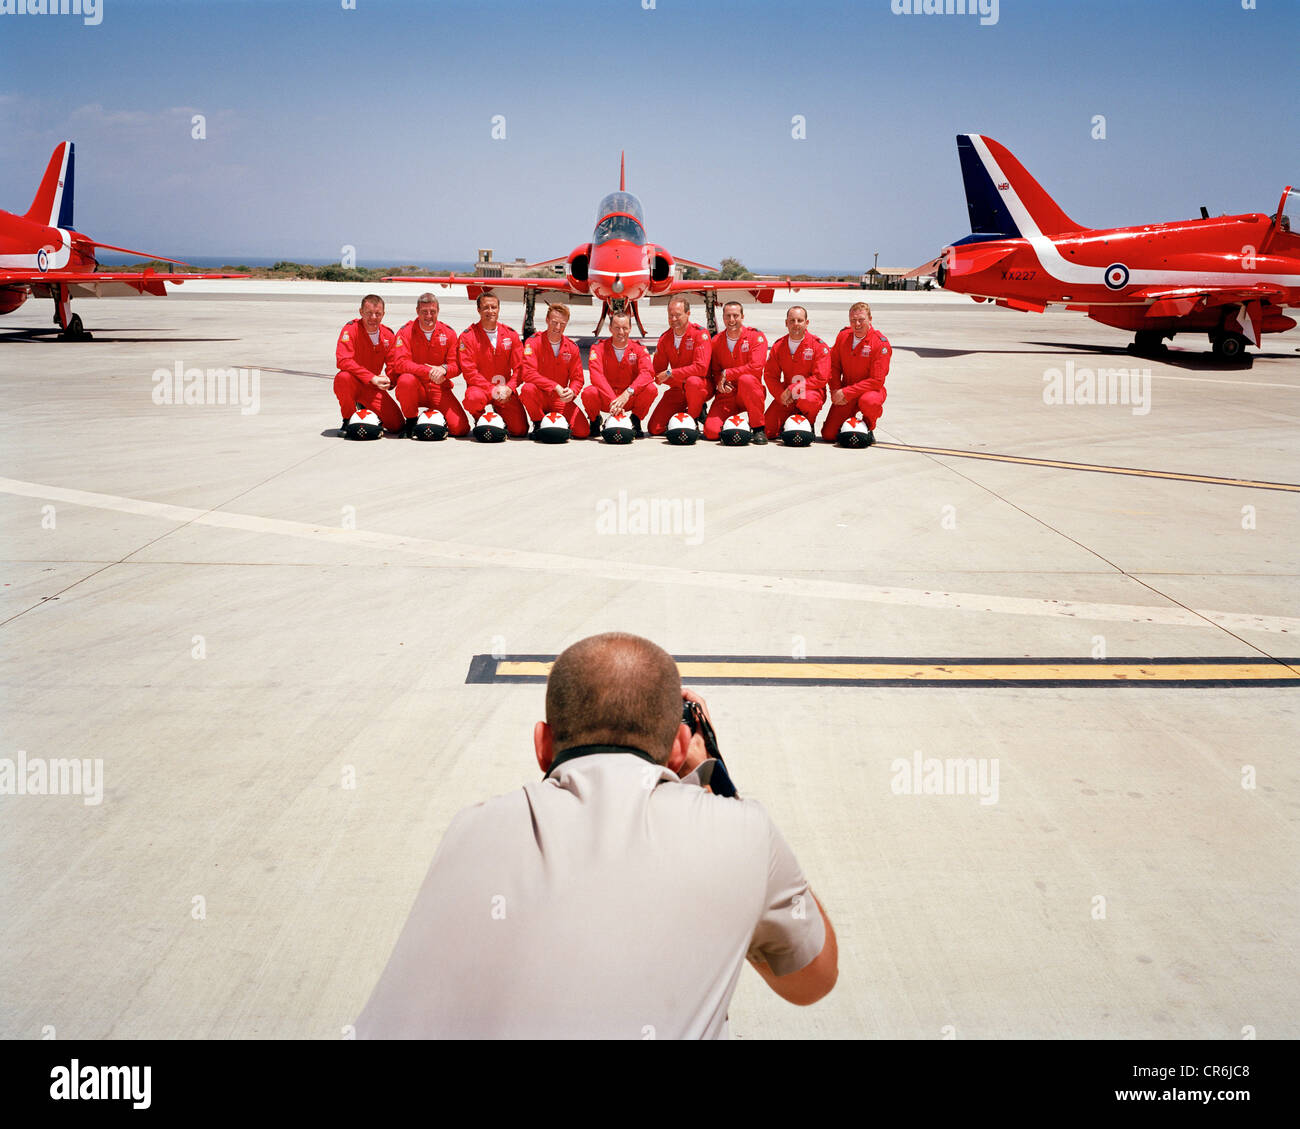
<box><xmin>356</xmin><ymin>749</ymin><xmax>825</xmax><ymax>1039</ymax></box>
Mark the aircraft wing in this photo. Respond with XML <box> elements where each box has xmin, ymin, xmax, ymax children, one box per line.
<box><xmin>666</xmin><ymin>278</ymin><xmax>851</xmax><ymax>303</ymax></box>
<box><xmin>1127</xmin><ymin>283</ymin><xmax>1289</xmax><ymax>346</ymax></box>
<box><xmin>1128</xmin><ymin>283</ymin><xmax>1288</xmax><ymax>318</ymax></box>
<box><xmin>1</xmin><ymin>270</ymin><xmax>247</xmax><ymax>299</ymax></box>
<box><xmin>382</xmin><ymin>275</ymin><xmax>571</xmax><ymax>292</ymax></box>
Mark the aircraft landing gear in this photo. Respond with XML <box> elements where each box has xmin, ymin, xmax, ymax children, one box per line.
<box><xmin>1127</xmin><ymin>330</ymin><xmax>1168</xmax><ymax>357</ymax></box>
<box><xmin>521</xmin><ymin>289</ymin><xmax>537</xmax><ymax>341</ymax></box>
<box><xmin>1210</xmin><ymin>332</ymin><xmax>1249</xmax><ymax>361</ymax></box>
<box><xmin>57</xmin><ymin>313</ymin><xmax>92</xmax><ymax>342</ymax></box>
<box><xmin>703</xmin><ymin>290</ymin><xmax>717</xmax><ymax>335</ymax></box>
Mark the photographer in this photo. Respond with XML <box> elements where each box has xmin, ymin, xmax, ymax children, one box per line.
<box><xmin>356</xmin><ymin>631</ymin><xmax>837</xmax><ymax>1039</ymax></box>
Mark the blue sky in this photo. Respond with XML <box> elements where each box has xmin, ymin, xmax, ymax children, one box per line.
<box><xmin>1</xmin><ymin>0</ymin><xmax>1296</xmax><ymax>271</ymax></box>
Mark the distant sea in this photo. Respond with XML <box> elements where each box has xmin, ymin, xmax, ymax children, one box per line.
<box><xmin>95</xmin><ymin>255</ymin><xmax>863</xmax><ymax>277</ymax></box>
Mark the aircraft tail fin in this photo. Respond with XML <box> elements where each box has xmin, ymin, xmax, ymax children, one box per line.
<box><xmin>955</xmin><ymin>134</ymin><xmax>1086</xmax><ymax>242</ymax></box>
<box><xmin>25</xmin><ymin>141</ymin><xmax>75</xmax><ymax>230</ymax></box>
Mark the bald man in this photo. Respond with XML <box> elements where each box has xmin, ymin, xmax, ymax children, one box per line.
<box><xmin>356</xmin><ymin>632</ymin><xmax>837</xmax><ymax>1039</ymax></box>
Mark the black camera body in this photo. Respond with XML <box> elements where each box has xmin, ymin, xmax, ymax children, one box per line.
<box><xmin>682</xmin><ymin>700</ymin><xmax>739</xmax><ymax>798</ymax></box>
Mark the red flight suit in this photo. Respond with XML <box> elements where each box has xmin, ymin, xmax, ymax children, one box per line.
<box><xmin>822</xmin><ymin>326</ymin><xmax>891</xmax><ymax>438</ymax></box>
<box><xmin>582</xmin><ymin>338</ymin><xmax>657</xmax><ymax>422</ymax></box>
<box><xmin>334</xmin><ymin>318</ymin><xmax>402</xmax><ymax>431</ymax></box>
<box><xmin>704</xmin><ymin>327</ymin><xmax>768</xmax><ymax>441</ymax></box>
<box><xmin>457</xmin><ymin>322</ymin><xmax>528</xmax><ymax>436</ymax></box>
<box><xmin>390</xmin><ymin>318</ymin><xmax>470</xmax><ymax>437</ymax></box>
<box><xmin>517</xmin><ymin>333</ymin><xmax>590</xmax><ymax>439</ymax></box>
<box><xmin>647</xmin><ymin>321</ymin><xmax>713</xmax><ymax>435</ymax></box>
<box><xmin>763</xmin><ymin>332</ymin><xmax>830</xmax><ymax>438</ymax></box>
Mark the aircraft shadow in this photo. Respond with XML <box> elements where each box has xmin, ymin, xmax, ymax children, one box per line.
<box><xmin>0</xmin><ymin>329</ymin><xmax>240</xmax><ymax>344</ymax></box>
<box><xmin>1025</xmin><ymin>341</ymin><xmax>1262</xmax><ymax>371</ymax></box>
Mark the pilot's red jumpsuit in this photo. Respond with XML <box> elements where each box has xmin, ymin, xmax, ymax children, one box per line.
<box><xmin>390</xmin><ymin>318</ymin><xmax>470</xmax><ymax>437</ymax></box>
<box><xmin>763</xmin><ymin>332</ymin><xmax>831</xmax><ymax>438</ymax></box>
<box><xmin>334</xmin><ymin>318</ymin><xmax>402</xmax><ymax>430</ymax></box>
<box><xmin>457</xmin><ymin>322</ymin><xmax>528</xmax><ymax>436</ymax></box>
<box><xmin>822</xmin><ymin>326</ymin><xmax>891</xmax><ymax>439</ymax></box>
<box><xmin>704</xmin><ymin>327</ymin><xmax>768</xmax><ymax>441</ymax></box>
<box><xmin>582</xmin><ymin>338</ymin><xmax>657</xmax><ymax>422</ymax></box>
<box><xmin>517</xmin><ymin>333</ymin><xmax>590</xmax><ymax>438</ymax></box>
<box><xmin>647</xmin><ymin>321</ymin><xmax>713</xmax><ymax>435</ymax></box>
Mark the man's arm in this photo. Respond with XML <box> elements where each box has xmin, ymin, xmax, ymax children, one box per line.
<box><xmin>749</xmin><ymin>892</ymin><xmax>838</xmax><ymax>1006</ymax></box>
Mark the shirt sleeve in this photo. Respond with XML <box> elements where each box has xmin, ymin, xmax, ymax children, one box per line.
<box><xmin>746</xmin><ymin>805</ymin><xmax>826</xmax><ymax>977</ymax></box>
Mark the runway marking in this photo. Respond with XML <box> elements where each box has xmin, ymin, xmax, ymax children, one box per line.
<box><xmin>2</xmin><ymin>475</ymin><xmax>1297</xmax><ymax>636</ymax></box>
<box><xmin>467</xmin><ymin>655</ymin><xmax>1300</xmax><ymax>687</ymax></box>
<box><xmin>874</xmin><ymin>444</ymin><xmax>1300</xmax><ymax>492</ymax></box>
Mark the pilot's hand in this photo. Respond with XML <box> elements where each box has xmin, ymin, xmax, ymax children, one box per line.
<box><xmin>556</xmin><ymin>387</ymin><xmax>575</xmax><ymax>403</ymax></box>
<box><xmin>430</xmin><ymin>366</ymin><xmax>447</xmax><ymax>383</ymax></box>
<box><xmin>611</xmin><ymin>392</ymin><xmax>630</xmax><ymax>413</ymax></box>
<box><xmin>718</xmin><ymin>378</ymin><xmax>734</xmax><ymax>395</ymax></box>
<box><xmin>491</xmin><ymin>384</ymin><xmax>511</xmax><ymax>402</ymax></box>
<box><xmin>372</xmin><ymin>375</ymin><xmax>391</xmax><ymax>390</ymax></box>
<box><xmin>832</xmin><ymin>390</ymin><xmax>847</xmax><ymax>406</ymax></box>
<box><xmin>780</xmin><ymin>388</ymin><xmax>794</xmax><ymax>406</ymax></box>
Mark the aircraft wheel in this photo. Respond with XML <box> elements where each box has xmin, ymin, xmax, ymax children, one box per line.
<box><xmin>1212</xmin><ymin>333</ymin><xmax>1247</xmax><ymax>360</ymax></box>
<box><xmin>59</xmin><ymin>314</ymin><xmax>92</xmax><ymax>341</ymax></box>
<box><xmin>1130</xmin><ymin>330</ymin><xmax>1166</xmax><ymax>356</ymax></box>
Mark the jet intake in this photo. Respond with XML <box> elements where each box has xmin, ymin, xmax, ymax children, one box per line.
<box><xmin>566</xmin><ymin>244</ymin><xmax>592</xmax><ymax>294</ymax></box>
<box><xmin>649</xmin><ymin>245</ymin><xmax>676</xmax><ymax>294</ymax></box>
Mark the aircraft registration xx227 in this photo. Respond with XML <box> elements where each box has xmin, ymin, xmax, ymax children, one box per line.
<box><xmin>0</xmin><ymin>142</ymin><xmax>246</xmax><ymax>340</ymax></box>
<box><xmin>934</xmin><ymin>134</ymin><xmax>1298</xmax><ymax>360</ymax></box>
<box><xmin>384</xmin><ymin>153</ymin><xmax>846</xmax><ymax>338</ymax></box>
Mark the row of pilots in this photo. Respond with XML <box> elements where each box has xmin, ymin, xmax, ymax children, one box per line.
<box><xmin>334</xmin><ymin>291</ymin><xmax>890</xmax><ymax>444</ymax></box>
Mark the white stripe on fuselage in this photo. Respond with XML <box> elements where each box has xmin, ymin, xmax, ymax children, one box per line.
<box><xmin>969</xmin><ymin>136</ymin><xmax>1297</xmax><ymax>292</ymax></box>
<box><xmin>0</xmin><ymin>227</ymin><xmax>74</xmax><ymax>272</ymax></box>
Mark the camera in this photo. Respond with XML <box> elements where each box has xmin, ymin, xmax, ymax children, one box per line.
<box><xmin>682</xmin><ymin>699</ymin><xmax>739</xmax><ymax>798</ymax></box>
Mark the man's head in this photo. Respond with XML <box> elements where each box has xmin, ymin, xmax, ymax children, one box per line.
<box><xmin>785</xmin><ymin>305</ymin><xmax>809</xmax><ymax>339</ymax></box>
<box><xmin>667</xmin><ymin>297</ymin><xmax>690</xmax><ymax>335</ymax></box>
<box><xmin>535</xmin><ymin>633</ymin><xmax>691</xmax><ymax>773</ymax></box>
<box><xmin>544</xmin><ymin>303</ymin><xmax>570</xmax><ymax>339</ymax></box>
<box><xmin>722</xmin><ymin>301</ymin><xmax>744</xmax><ymax>335</ymax></box>
<box><xmin>359</xmin><ymin>295</ymin><xmax>385</xmax><ymax>333</ymax></box>
<box><xmin>477</xmin><ymin>293</ymin><xmax>500</xmax><ymax>330</ymax></box>
<box><xmin>849</xmin><ymin>301</ymin><xmax>872</xmax><ymax>337</ymax></box>
<box><xmin>416</xmin><ymin>293</ymin><xmax>440</xmax><ymax>330</ymax></box>
<box><xmin>609</xmin><ymin>311</ymin><xmax>632</xmax><ymax>348</ymax></box>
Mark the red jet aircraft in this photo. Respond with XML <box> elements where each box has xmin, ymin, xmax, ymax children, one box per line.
<box><xmin>0</xmin><ymin>141</ymin><xmax>243</xmax><ymax>340</ymax></box>
<box><xmin>386</xmin><ymin>154</ymin><xmax>844</xmax><ymax>338</ymax></box>
<box><xmin>935</xmin><ymin>134</ymin><xmax>1298</xmax><ymax>359</ymax></box>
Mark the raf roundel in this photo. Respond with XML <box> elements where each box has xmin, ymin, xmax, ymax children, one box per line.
<box><xmin>37</xmin><ymin>248</ymin><xmax>49</xmax><ymax>272</ymax></box>
<box><xmin>346</xmin><ymin>409</ymin><xmax>383</xmax><ymax>441</ymax></box>
<box><xmin>472</xmin><ymin>409</ymin><xmax>508</xmax><ymax>443</ymax></box>
<box><xmin>1103</xmin><ymin>262</ymin><xmax>1130</xmax><ymax>291</ymax></box>
<box><xmin>665</xmin><ymin>412</ymin><xmax>700</xmax><ymax>446</ymax></box>
<box><xmin>535</xmin><ymin>411</ymin><xmax>571</xmax><ymax>444</ymax></box>
<box><xmin>601</xmin><ymin>411</ymin><xmax>635</xmax><ymax>445</ymax></box>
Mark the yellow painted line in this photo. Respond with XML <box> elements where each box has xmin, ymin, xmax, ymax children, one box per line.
<box><xmin>876</xmin><ymin>443</ymin><xmax>1300</xmax><ymax>492</ymax></box>
<box><xmin>494</xmin><ymin>660</ymin><xmax>1299</xmax><ymax>683</ymax></box>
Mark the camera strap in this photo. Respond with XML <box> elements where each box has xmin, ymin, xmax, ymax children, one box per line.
<box><xmin>545</xmin><ymin>744</ymin><xmax>659</xmax><ymax>779</ymax></box>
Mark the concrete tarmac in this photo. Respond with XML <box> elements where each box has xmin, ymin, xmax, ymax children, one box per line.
<box><xmin>1</xmin><ymin>283</ymin><xmax>1297</xmax><ymax>1039</ymax></box>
